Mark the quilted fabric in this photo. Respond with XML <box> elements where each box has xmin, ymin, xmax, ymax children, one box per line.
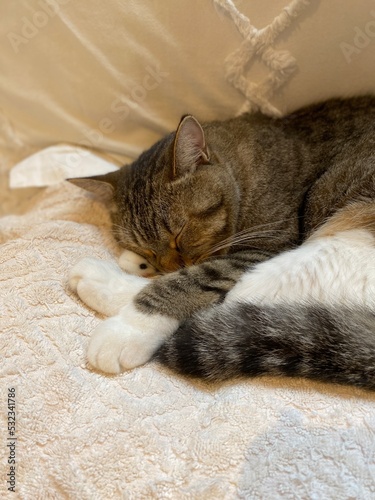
<box><xmin>1</xmin><ymin>182</ymin><xmax>375</xmax><ymax>499</ymax></box>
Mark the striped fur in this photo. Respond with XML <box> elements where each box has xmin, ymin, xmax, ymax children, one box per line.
<box><xmin>71</xmin><ymin>96</ymin><xmax>375</xmax><ymax>386</ymax></box>
<box><xmin>156</xmin><ymin>226</ymin><xmax>375</xmax><ymax>388</ymax></box>
<box><xmin>156</xmin><ymin>303</ymin><xmax>375</xmax><ymax>389</ymax></box>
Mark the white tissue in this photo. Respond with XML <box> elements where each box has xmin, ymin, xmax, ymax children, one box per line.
<box><xmin>9</xmin><ymin>144</ymin><xmax>120</xmax><ymax>188</ymax></box>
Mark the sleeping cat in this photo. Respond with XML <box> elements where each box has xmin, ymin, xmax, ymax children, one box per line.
<box><xmin>69</xmin><ymin>96</ymin><xmax>375</xmax><ymax>389</ymax></box>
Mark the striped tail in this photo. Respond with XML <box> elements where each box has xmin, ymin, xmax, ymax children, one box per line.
<box><xmin>156</xmin><ymin>302</ymin><xmax>375</xmax><ymax>389</ymax></box>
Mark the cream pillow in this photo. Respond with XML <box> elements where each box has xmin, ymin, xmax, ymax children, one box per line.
<box><xmin>1</xmin><ymin>0</ymin><xmax>374</xmax><ymax>184</ymax></box>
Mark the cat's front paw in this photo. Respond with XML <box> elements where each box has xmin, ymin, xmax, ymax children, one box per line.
<box><xmin>87</xmin><ymin>303</ymin><xmax>179</xmax><ymax>373</ymax></box>
<box><xmin>118</xmin><ymin>249</ymin><xmax>157</xmax><ymax>278</ymax></box>
<box><xmin>69</xmin><ymin>257</ymin><xmax>149</xmax><ymax>316</ymax></box>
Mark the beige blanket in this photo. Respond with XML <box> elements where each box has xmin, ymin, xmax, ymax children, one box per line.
<box><xmin>1</xmin><ymin>182</ymin><xmax>375</xmax><ymax>499</ymax></box>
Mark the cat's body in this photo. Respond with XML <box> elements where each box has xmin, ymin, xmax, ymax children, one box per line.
<box><xmin>158</xmin><ymin>226</ymin><xmax>375</xmax><ymax>385</ymax></box>
<box><xmin>69</xmin><ymin>96</ymin><xmax>375</xmax><ymax>389</ymax></box>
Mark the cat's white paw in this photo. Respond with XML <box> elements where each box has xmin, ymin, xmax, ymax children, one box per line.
<box><xmin>118</xmin><ymin>249</ymin><xmax>157</xmax><ymax>277</ymax></box>
<box><xmin>69</xmin><ymin>258</ymin><xmax>116</xmax><ymax>292</ymax></box>
<box><xmin>69</xmin><ymin>257</ymin><xmax>149</xmax><ymax>316</ymax></box>
<box><xmin>87</xmin><ymin>303</ymin><xmax>179</xmax><ymax>373</ymax></box>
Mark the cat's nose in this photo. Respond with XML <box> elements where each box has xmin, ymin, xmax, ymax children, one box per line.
<box><xmin>159</xmin><ymin>251</ymin><xmax>183</xmax><ymax>272</ymax></box>
<box><xmin>158</xmin><ymin>250</ymin><xmax>195</xmax><ymax>272</ymax></box>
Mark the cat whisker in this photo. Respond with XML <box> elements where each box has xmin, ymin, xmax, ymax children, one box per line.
<box><xmin>202</xmin><ymin>229</ymin><xmax>285</xmax><ymax>257</ymax></box>
<box><xmin>195</xmin><ymin>223</ymin><xmax>295</xmax><ymax>264</ymax></box>
<box><xmin>196</xmin><ymin>216</ymin><xmax>302</xmax><ymax>261</ymax></box>
<box><xmin>229</xmin><ymin>216</ymin><xmax>301</xmax><ymax>235</ymax></box>
<box><xmin>111</xmin><ymin>223</ymin><xmax>127</xmax><ymax>234</ymax></box>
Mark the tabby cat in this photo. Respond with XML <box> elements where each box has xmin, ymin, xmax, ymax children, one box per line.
<box><xmin>69</xmin><ymin>95</ymin><xmax>375</xmax><ymax>389</ymax></box>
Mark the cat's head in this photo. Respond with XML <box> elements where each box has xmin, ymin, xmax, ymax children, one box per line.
<box><xmin>70</xmin><ymin>115</ymin><xmax>239</xmax><ymax>275</ymax></box>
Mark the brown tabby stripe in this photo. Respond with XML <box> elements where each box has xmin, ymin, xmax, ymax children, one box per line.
<box><xmin>135</xmin><ymin>249</ymin><xmax>275</xmax><ymax>319</ymax></box>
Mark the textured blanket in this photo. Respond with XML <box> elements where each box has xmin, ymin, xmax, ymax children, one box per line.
<box><xmin>1</xmin><ymin>182</ymin><xmax>375</xmax><ymax>499</ymax></box>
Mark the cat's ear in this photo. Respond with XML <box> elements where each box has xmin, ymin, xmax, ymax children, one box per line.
<box><xmin>67</xmin><ymin>170</ymin><xmax>120</xmax><ymax>203</ymax></box>
<box><xmin>172</xmin><ymin>115</ymin><xmax>210</xmax><ymax>179</ymax></box>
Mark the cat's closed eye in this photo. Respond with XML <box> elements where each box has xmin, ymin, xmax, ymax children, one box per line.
<box><xmin>174</xmin><ymin>222</ymin><xmax>188</xmax><ymax>250</ymax></box>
